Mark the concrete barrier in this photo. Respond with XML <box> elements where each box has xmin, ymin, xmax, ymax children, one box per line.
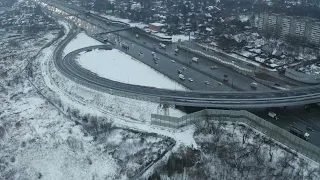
<box><xmin>151</xmin><ymin>109</ymin><xmax>320</xmax><ymax>163</ymax></box>
<box><xmin>178</xmin><ymin>44</ymin><xmax>255</xmax><ymax>76</ymax></box>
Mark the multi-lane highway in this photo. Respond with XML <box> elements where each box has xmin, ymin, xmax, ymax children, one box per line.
<box><xmin>42</xmin><ymin>0</ymin><xmax>274</xmax><ymax>92</ymax></box>
<box><xmin>41</xmin><ymin>0</ymin><xmax>320</xmax><ymax>109</ymax></box>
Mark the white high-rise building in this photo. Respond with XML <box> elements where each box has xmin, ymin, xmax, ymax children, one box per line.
<box><xmin>257</xmin><ymin>13</ymin><xmax>320</xmax><ymax>46</ymax></box>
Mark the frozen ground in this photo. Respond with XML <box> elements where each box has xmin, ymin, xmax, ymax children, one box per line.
<box><xmin>0</xmin><ymin>19</ymin><xmax>180</xmax><ymax>179</ymax></box>
<box><xmin>76</xmin><ymin>49</ymin><xmax>187</xmax><ymax>90</ymax></box>
<box><xmin>145</xmin><ymin>121</ymin><xmax>320</xmax><ymax>179</ymax></box>
<box><xmin>63</xmin><ymin>32</ymin><xmax>103</xmax><ymax>54</ymax></box>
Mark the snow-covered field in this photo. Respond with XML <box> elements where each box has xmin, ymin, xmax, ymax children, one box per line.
<box><xmin>0</xmin><ymin>18</ymin><xmax>183</xmax><ymax>179</ymax></box>
<box><xmin>145</xmin><ymin>121</ymin><xmax>320</xmax><ymax>179</ymax></box>
<box><xmin>63</xmin><ymin>32</ymin><xmax>103</xmax><ymax>54</ymax></box>
<box><xmin>76</xmin><ymin>49</ymin><xmax>187</xmax><ymax>90</ymax></box>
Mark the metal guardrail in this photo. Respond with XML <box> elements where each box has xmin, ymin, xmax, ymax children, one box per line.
<box><xmin>151</xmin><ymin>109</ymin><xmax>320</xmax><ymax>163</ymax></box>
<box><xmin>285</xmin><ymin>69</ymin><xmax>320</xmax><ymax>84</ymax></box>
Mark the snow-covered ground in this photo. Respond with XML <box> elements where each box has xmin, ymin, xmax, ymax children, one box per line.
<box><xmin>76</xmin><ymin>49</ymin><xmax>187</xmax><ymax>90</ymax></box>
<box><xmin>63</xmin><ymin>32</ymin><xmax>103</xmax><ymax>54</ymax></box>
<box><xmin>145</xmin><ymin>121</ymin><xmax>320</xmax><ymax>179</ymax></box>
<box><xmin>0</xmin><ymin>19</ymin><xmax>185</xmax><ymax>179</ymax></box>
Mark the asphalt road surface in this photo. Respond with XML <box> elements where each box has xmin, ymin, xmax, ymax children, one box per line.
<box><xmin>251</xmin><ymin>106</ymin><xmax>320</xmax><ymax>147</ymax></box>
<box><xmin>45</xmin><ymin>0</ymin><xmax>272</xmax><ymax>92</ymax></box>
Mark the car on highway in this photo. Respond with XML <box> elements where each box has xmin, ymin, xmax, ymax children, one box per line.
<box><xmin>211</xmin><ymin>66</ymin><xmax>218</xmax><ymax>70</ymax></box>
<box><xmin>218</xmin><ymin>82</ymin><xmax>223</xmax><ymax>86</ymax></box>
<box><xmin>188</xmin><ymin>78</ymin><xmax>194</xmax><ymax>82</ymax></box>
<box><xmin>306</xmin><ymin>126</ymin><xmax>314</xmax><ymax>132</ymax></box>
<box><xmin>205</xmin><ymin>81</ymin><xmax>209</xmax><ymax>85</ymax></box>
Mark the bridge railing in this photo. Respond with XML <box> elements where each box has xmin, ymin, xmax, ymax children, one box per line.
<box><xmin>151</xmin><ymin>109</ymin><xmax>320</xmax><ymax>163</ymax></box>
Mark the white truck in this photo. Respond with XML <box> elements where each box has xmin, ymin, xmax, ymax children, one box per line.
<box><xmin>159</xmin><ymin>43</ymin><xmax>166</xmax><ymax>49</ymax></box>
<box><xmin>179</xmin><ymin>74</ymin><xmax>185</xmax><ymax>80</ymax></box>
<box><xmin>268</xmin><ymin>112</ymin><xmax>278</xmax><ymax>120</ymax></box>
<box><xmin>192</xmin><ymin>57</ymin><xmax>199</xmax><ymax>63</ymax></box>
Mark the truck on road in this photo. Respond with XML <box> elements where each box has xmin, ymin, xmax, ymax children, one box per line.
<box><xmin>289</xmin><ymin>127</ymin><xmax>309</xmax><ymax>141</ymax></box>
<box><xmin>268</xmin><ymin>111</ymin><xmax>278</xmax><ymax>120</ymax></box>
<box><xmin>179</xmin><ymin>74</ymin><xmax>185</xmax><ymax>80</ymax></box>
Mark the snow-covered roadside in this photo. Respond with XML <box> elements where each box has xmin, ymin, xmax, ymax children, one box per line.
<box><xmin>76</xmin><ymin>49</ymin><xmax>187</xmax><ymax>90</ymax></box>
<box><xmin>41</xmin><ymin>21</ymin><xmax>190</xmax><ymax>142</ymax></box>
<box><xmin>63</xmin><ymin>32</ymin><xmax>103</xmax><ymax>54</ymax></box>
<box><xmin>25</xmin><ymin>20</ymin><xmax>178</xmax><ymax>179</ymax></box>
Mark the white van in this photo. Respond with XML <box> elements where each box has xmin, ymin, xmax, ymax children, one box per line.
<box><xmin>192</xmin><ymin>57</ymin><xmax>199</xmax><ymax>63</ymax></box>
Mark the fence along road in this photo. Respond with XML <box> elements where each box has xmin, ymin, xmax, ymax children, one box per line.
<box><xmin>151</xmin><ymin>109</ymin><xmax>320</xmax><ymax>163</ymax></box>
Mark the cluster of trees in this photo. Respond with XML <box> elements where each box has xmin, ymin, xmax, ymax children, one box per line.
<box><xmin>0</xmin><ymin>0</ymin><xmax>17</xmax><ymax>7</ymax></box>
<box><xmin>148</xmin><ymin>119</ymin><xmax>320</xmax><ymax>179</ymax></box>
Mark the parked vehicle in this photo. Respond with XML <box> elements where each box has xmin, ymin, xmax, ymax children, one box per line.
<box><xmin>138</xmin><ymin>52</ymin><xmax>143</xmax><ymax>56</ymax></box>
<box><xmin>171</xmin><ymin>60</ymin><xmax>175</xmax><ymax>63</ymax></box>
<box><xmin>179</xmin><ymin>74</ymin><xmax>185</xmax><ymax>80</ymax></box>
<box><xmin>192</xmin><ymin>57</ymin><xmax>199</xmax><ymax>63</ymax></box>
<box><xmin>218</xmin><ymin>82</ymin><xmax>223</xmax><ymax>86</ymax></box>
<box><xmin>268</xmin><ymin>112</ymin><xmax>278</xmax><ymax>120</ymax></box>
<box><xmin>205</xmin><ymin>81</ymin><xmax>209</xmax><ymax>85</ymax></box>
<box><xmin>151</xmin><ymin>52</ymin><xmax>156</xmax><ymax>56</ymax></box>
<box><xmin>136</xmin><ymin>34</ymin><xmax>139</xmax><ymax>38</ymax></box>
<box><xmin>177</xmin><ymin>69</ymin><xmax>182</xmax><ymax>74</ymax></box>
<box><xmin>188</xmin><ymin>78</ymin><xmax>193</xmax><ymax>82</ymax></box>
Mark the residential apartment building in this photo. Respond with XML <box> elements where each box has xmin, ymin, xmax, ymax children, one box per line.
<box><xmin>257</xmin><ymin>12</ymin><xmax>320</xmax><ymax>46</ymax></box>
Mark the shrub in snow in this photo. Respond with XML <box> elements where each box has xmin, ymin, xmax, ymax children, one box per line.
<box><xmin>0</xmin><ymin>126</ymin><xmax>5</xmax><ymax>139</ymax></box>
